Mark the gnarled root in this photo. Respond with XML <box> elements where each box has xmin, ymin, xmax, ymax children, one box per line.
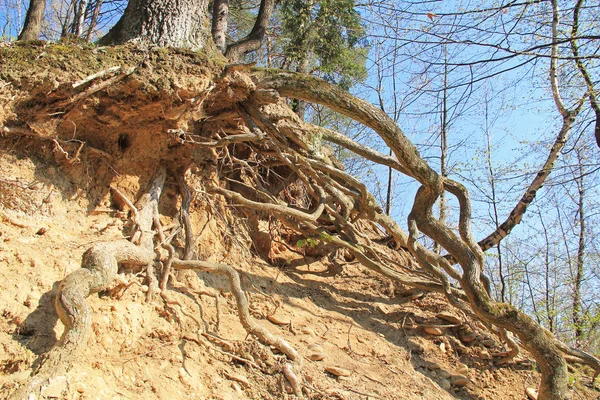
<box><xmin>172</xmin><ymin>259</ymin><xmax>300</xmax><ymax>362</ymax></box>
<box><xmin>9</xmin><ymin>241</ymin><xmax>154</xmax><ymax>400</ymax></box>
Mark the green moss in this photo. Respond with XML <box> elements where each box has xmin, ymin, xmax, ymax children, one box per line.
<box><xmin>0</xmin><ymin>42</ymin><xmax>221</xmax><ymax>93</ymax></box>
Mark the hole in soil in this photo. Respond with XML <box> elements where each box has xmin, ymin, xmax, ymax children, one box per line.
<box><xmin>118</xmin><ymin>134</ymin><xmax>131</xmax><ymax>152</ymax></box>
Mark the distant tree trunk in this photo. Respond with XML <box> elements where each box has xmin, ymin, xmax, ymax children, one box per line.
<box><xmin>99</xmin><ymin>0</ymin><xmax>211</xmax><ymax>50</ymax></box>
<box><xmin>85</xmin><ymin>0</ymin><xmax>102</xmax><ymax>41</ymax></box>
<box><xmin>572</xmin><ymin>148</ymin><xmax>585</xmax><ymax>345</ymax></box>
<box><xmin>18</xmin><ymin>0</ymin><xmax>45</xmax><ymax>40</ymax></box>
<box><xmin>211</xmin><ymin>0</ymin><xmax>229</xmax><ymax>53</ymax></box>
<box><xmin>71</xmin><ymin>0</ymin><xmax>88</xmax><ymax>37</ymax></box>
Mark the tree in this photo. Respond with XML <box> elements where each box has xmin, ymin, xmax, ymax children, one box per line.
<box><xmin>8</xmin><ymin>0</ymin><xmax>600</xmax><ymax>399</ymax></box>
<box><xmin>17</xmin><ymin>0</ymin><xmax>44</xmax><ymax>40</ymax></box>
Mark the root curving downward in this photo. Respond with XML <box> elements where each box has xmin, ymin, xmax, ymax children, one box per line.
<box><xmin>9</xmin><ymin>241</ymin><xmax>155</xmax><ymax>400</ymax></box>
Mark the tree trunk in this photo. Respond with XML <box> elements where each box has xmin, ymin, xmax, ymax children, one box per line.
<box><xmin>18</xmin><ymin>0</ymin><xmax>45</xmax><ymax>40</ymax></box>
<box><xmin>572</xmin><ymin>148</ymin><xmax>585</xmax><ymax>345</ymax></box>
<box><xmin>99</xmin><ymin>0</ymin><xmax>211</xmax><ymax>50</ymax></box>
<box><xmin>211</xmin><ymin>0</ymin><xmax>229</xmax><ymax>53</ymax></box>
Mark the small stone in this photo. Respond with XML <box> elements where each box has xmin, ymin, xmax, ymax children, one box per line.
<box><xmin>456</xmin><ymin>365</ymin><xmax>469</xmax><ymax>375</ymax></box>
<box><xmin>450</xmin><ymin>375</ymin><xmax>470</xmax><ymax>387</ymax></box>
<box><xmin>425</xmin><ymin>361</ymin><xmax>442</xmax><ymax>370</ymax></box>
<box><xmin>308</xmin><ymin>353</ymin><xmax>326</xmax><ymax>361</ymax></box>
<box><xmin>440</xmin><ymin>379</ymin><xmax>451</xmax><ymax>390</ymax></box>
<box><xmin>439</xmin><ymin>342</ymin><xmax>446</xmax><ymax>352</ymax></box>
<box><xmin>436</xmin><ymin>312</ymin><xmax>461</xmax><ymax>324</ymax></box>
<box><xmin>300</xmin><ymin>327</ymin><xmax>315</xmax><ymax>336</ymax></box>
<box><xmin>424</xmin><ymin>327</ymin><xmax>444</xmax><ymax>336</ymax></box>
<box><xmin>479</xmin><ymin>349</ymin><xmax>492</xmax><ymax>360</ymax></box>
<box><xmin>439</xmin><ymin>370</ymin><xmax>451</xmax><ymax>379</ymax></box>
<box><xmin>460</xmin><ymin>333</ymin><xmax>476</xmax><ymax>343</ymax></box>
<box><xmin>482</xmin><ymin>339</ymin><xmax>495</xmax><ymax>347</ymax></box>
<box><xmin>407</xmin><ymin>291</ymin><xmax>425</xmax><ymax>301</ymax></box>
<box><xmin>267</xmin><ymin>314</ymin><xmax>290</xmax><ymax>325</ymax></box>
<box><xmin>325</xmin><ymin>366</ymin><xmax>351</xmax><ymax>377</ymax></box>
<box><xmin>140</xmin><ymin>285</ymin><xmax>149</xmax><ymax>293</ymax></box>
<box><xmin>307</xmin><ymin>343</ymin><xmax>323</xmax><ymax>351</ymax></box>
<box><xmin>526</xmin><ymin>387</ymin><xmax>538</xmax><ymax>400</ymax></box>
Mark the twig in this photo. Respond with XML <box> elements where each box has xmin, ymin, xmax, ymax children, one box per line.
<box><xmin>59</xmin><ymin>67</ymin><xmax>136</xmax><ymax>110</ymax></box>
<box><xmin>343</xmin><ymin>386</ymin><xmax>381</xmax><ymax>399</ymax></box>
<box><xmin>197</xmin><ymin>337</ymin><xmax>261</xmax><ymax>369</ymax></box>
<box><xmin>72</xmin><ymin>66</ymin><xmax>121</xmax><ymax>88</ymax></box>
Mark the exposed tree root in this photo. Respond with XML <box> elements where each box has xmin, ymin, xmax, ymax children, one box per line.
<box><xmin>8</xmin><ymin>241</ymin><xmax>155</xmax><ymax>400</ymax></box>
<box><xmin>172</xmin><ymin>259</ymin><xmax>300</xmax><ymax>362</ymax></box>
<box><xmin>7</xmin><ymin>50</ymin><xmax>600</xmax><ymax>399</ymax></box>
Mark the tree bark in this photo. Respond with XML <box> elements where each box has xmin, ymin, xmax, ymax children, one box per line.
<box><xmin>99</xmin><ymin>0</ymin><xmax>211</xmax><ymax>50</ymax></box>
<box><xmin>211</xmin><ymin>0</ymin><xmax>229</xmax><ymax>53</ymax></box>
<box><xmin>225</xmin><ymin>0</ymin><xmax>274</xmax><ymax>61</ymax></box>
<box><xmin>18</xmin><ymin>0</ymin><xmax>45</xmax><ymax>41</ymax></box>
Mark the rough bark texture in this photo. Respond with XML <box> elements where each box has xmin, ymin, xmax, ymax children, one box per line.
<box><xmin>211</xmin><ymin>0</ymin><xmax>229</xmax><ymax>53</ymax></box>
<box><xmin>225</xmin><ymin>0</ymin><xmax>274</xmax><ymax>61</ymax></box>
<box><xmin>18</xmin><ymin>0</ymin><xmax>46</xmax><ymax>40</ymax></box>
<box><xmin>99</xmin><ymin>0</ymin><xmax>212</xmax><ymax>50</ymax></box>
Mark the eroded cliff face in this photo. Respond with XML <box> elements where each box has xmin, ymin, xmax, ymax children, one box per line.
<box><xmin>0</xmin><ymin>42</ymin><xmax>596</xmax><ymax>400</ymax></box>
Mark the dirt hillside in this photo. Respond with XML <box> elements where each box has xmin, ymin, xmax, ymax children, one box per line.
<box><xmin>0</xmin><ymin>42</ymin><xmax>598</xmax><ymax>400</ymax></box>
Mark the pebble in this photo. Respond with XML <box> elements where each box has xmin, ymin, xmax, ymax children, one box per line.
<box><xmin>450</xmin><ymin>375</ymin><xmax>470</xmax><ymax>387</ymax></box>
<box><xmin>460</xmin><ymin>333</ymin><xmax>476</xmax><ymax>343</ymax></box>
<box><xmin>425</xmin><ymin>361</ymin><xmax>442</xmax><ymax>370</ymax></box>
<box><xmin>140</xmin><ymin>284</ymin><xmax>149</xmax><ymax>293</ymax></box>
<box><xmin>439</xmin><ymin>342</ymin><xmax>446</xmax><ymax>352</ymax></box>
<box><xmin>439</xmin><ymin>370</ymin><xmax>451</xmax><ymax>379</ymax></box>
<box><xmin>300</xmin><ymin>327</ymin><xmax>315</xmax><ymax>336</ymax></box>
<box><xmin>307</xmin><ymin>343</ymin><xmax>323</xmax><ymax>351</ymax></box>
<box><xmin>440</xmin><ymin>379</ymin><xmax>451</xmax><ymax>390</ymax></box>
<box><xmin>424</xmin><ymin>327</ymin><xmax>444</xmax><ymax>336</ymax></box>
<box><xmin>407</xmin><ymin>291</ymin><xmax>425</xmax><ymax>300</ymax></box>
<box><xmin>436</xmin><ymin>312</ymin><xmax>461</xmax><ymax>324</ymax></box>
<box><xmin>456</xmin><ymin>365</ymin><xmax>469</xmax><ymax>375</ymax></box>
<box><xmin>267</xmin><ymin>314</ymin><xmax>290</xmax><ymax>325</ymax></box>
<box><xmin>479</xmin><ymin>349</ymin><xmax>492</xmax><ymax>360</ymax></box>
<box><xmin>308</xmin><ymin>353</ymin><xmax>326</xmax><ymax>361</ymax></box>
<box><xmin>525</xmin><ymin>387</ymin><xmax>538</xmax><ymax>400</ymax></box>
<box><xmin>325</xmin><ymin>366</ymin><xmax>351</xmax><ymax>377</ymax></box>
<box><xmin>482</xmin><ymin>338</ymin><xmax>496</xmax><ymax>347</ymax></box>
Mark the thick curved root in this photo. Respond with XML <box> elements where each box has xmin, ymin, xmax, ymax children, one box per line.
<box><xmin>9</xmin><ymin>241</ymin><xmax>154</xmax><ymax>400</ymax></box>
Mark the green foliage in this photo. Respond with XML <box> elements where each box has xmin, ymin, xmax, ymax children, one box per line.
<box><xmin>297</xmin><ymin>237</ymin><xmax>320</xmax><ymax>249</ymax></box>
<box><xmin>280</xmin><ymin>0</ymin><xmax>368</xmax><ymax>88</ymax></box>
